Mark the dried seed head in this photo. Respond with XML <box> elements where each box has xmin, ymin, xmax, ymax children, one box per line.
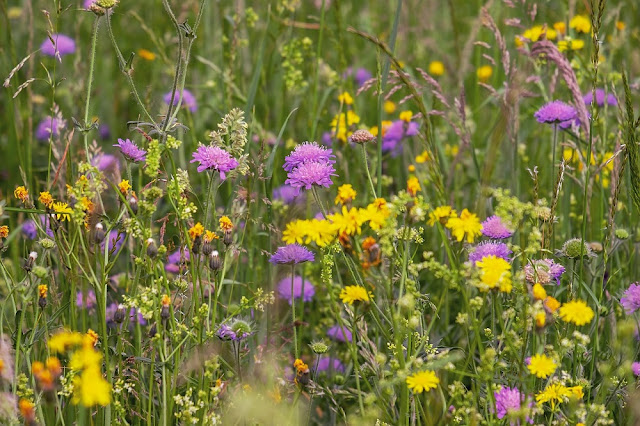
<box><xmin>349</xmin><ymin>129</ymin><xmax>376</xmax><ymax>144</ymax></box>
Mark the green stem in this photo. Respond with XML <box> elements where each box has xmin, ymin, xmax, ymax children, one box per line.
<box><xmin>83</xmin><ymin>15</ymin><xmax>101</xmax><ymax>162</ymax></box>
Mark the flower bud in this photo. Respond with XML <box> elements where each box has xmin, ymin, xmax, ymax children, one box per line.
<box><xmin>349</xmin><ymin>129</ymin><xmax>376</xmax><ymax>144</ymax></box>
<box><xmin>94</xmin><ymin>223</ymin><xmax>105</xmax><ymax>244</ymax></box>
<box><xmin>129</xmin><ymin>195</ymin><xmax>138</xmax><ymax>215</ymax></box>
<box><xmin>146</xmin><ymin>238</ymin><xmax>158</xmax><ymax>258</ymax></box>
<box><xmin>25</xmin><ymin>251</ymin><xmax>38</xmax><ymax>272</ymax></box>
<box><xmin>114</xmin><ymin>304</ymin><xmax>126</xmax><ymax>323</ymax></box>
<box><xmin>223</xmin><ymin>229</ymin><xmax>233</xmax><ymax>246</ymax></box>
<box><xmin>209</xmin><ymin>250</ymin><xmax>222</xmax><ymax>271</ymax></box>
<box><xmin>202</xmin><ymin>241</ymin><xmax>213</xmax><ymax>256</ymax></box>
<box><xmin>192</xmin><ymin>236</ymin><xmax>202</xmax><ymax>255</ymax></box>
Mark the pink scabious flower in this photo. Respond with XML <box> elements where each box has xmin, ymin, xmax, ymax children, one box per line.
<box><xmin>283</xmin><ymin>142</ymin><xmax>335</xmax><ymax>172</ymax></box>
<box><xmin>114</xmin><ymin>138</ymin><xmax>147</xmax><ymax>162</ymax></box>
<box><xmin>327</xmin><ymin>325</ymin><xmax>352</xmax><ymax>342</ymax></box>
<box><xmin>621</xmin><ymin>282</ymin><xmax>640</xmax><ymax>314</ymax></box>
<box><xmin>163</xmin><ymin>89</ymin><xmax>197</xmax><ymax>112</ymax></box>
<box><xmin>40</xmin><ymin>34</ymin><xmax>76</xmax><ymax>58</ymax></box>
<box><xmin>35</xmin><ymin>116</ymin><xmax>65</xmax><ymax>141</ymax></box>
<box><xmin>468</xmin><ymin>241</ymin><xmax>512</xmax><ymax>264</ymax></box>
<box><xmin>583</xmin><ymin>88</ymin><xmax>617</xmax><ymax>107</ymax></box>
<box><xmin>269</xmin><ymin>244</ymin><xmax>314</xmax><ymax>265</ymax></box>
<box><xmin>277</xmin><ymin>275</ymin><xmax>315</xmax><ymax>304</ymax></box>
<box><xmin>285</xmin><ymin>161</ymin><xmax>336</xmax><ymax>190</ymax></box>
<box><xmin>494</xmin><ymin>386</ymin><xmax>533</xmax><ymax>423</ymax></box>
<box><xmin>190</xmin><ymin>145</ymin><xmax>238</xmax><ymax>179</ymax></box>
<box><xmin>632</xmin><ymin>362</ymin><xmax>640</xmax><ymax>376</ymax></box>
<box><xmin>481</xmin><ymin>215</ymin><xmax>513</xmax><ymax>239</ymax></box>
<box><xmin>316</xmin><ymin>357</ymin><xmax>346</xmax><ymax>373</ymax></box>
<box><xmin>534</xmin><ymin>100</ymin><xmax>577</xmax><ymax>125</ymax></box>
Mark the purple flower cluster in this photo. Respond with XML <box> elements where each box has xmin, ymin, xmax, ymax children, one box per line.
<box><xmin>534</xmin><ymin>100</ymin><xmax>583</xmax><ymax>129</ymax></box>
<box><xmin>633</xmin><ymin>362</ymin><xmax>640</xmax><ymax>376</ymax></box>
<box><xmin>494</xmin><ymin>386</ymin><xmax>533</xmax><ymax>423</ymax></box>
<box><xmin>76</xmin><ymin>290</ymin><xmax>97</xmax><ymax>310</ymax></box>
<box><xmin>106</xmin><ymin>303</ymin><xmax>146</xmax><ymax>329</ymax></box>
<box><xmin>469</xmin><ymin>241</ymin><xmax>512</xmax><ymax>264</ymax></box>
<box><xmin>621</xmin><ymin>282</ymin><xmax>640</xmax><ymax>314</ymax></box>
<box><xmin>101</xmin><ymin>230</ymin><xmax>125</xmax><ymax>254</ymax></box>
<box><xmin>481</xmin><ymin>216</ymin><xmax>513</xmax><ymax>239</ymax></box>
<box><xmin>272</xmin><ymin>184</ymin><xmax>303</xmax><ymax>204</ymax></box>
<box><xmin>524</xmin><ymin>259</ymin><xmax>565</xmax><ymax>285</ymax></box>
<box><xmin>163</xmin><ymin>89</ymin><xmax>198</xmax><ymax>112</ymax></box>
<box><xmin>382</xmin><ymin>120</ymin><xmax>419</xmax><ymax>156</ymax></box>
<box><xmin>269</xmin><ymin>244</ymin><xmax>315</xmax><ymax>265</ymax></box>
<box><xmin>165</xmin><ymin>247</ymin><xmax>190</xmax><ymax>274</ymax></box>
<box><xmin>277</xmin><ymin>275</ymin><xmax>315</xmax><ymax>304</ymax></box>
<box><xmin>190</xmin><ymin>145</ymin><xmax>238</xmax><ymax>180</ymax></box>
<box><xmin>114</xmin><ymin>138</ymin><xmax>147</xmax><ymax>163</ymax></box>
<box><xmin>216</xmin><ymin>321</ymin><xmax>252</xmax><ymax>342</ymax></box>
<box><xmin>22</xmin><ymin>215</ymin><xmax>54</xmax><ymax>240</ymax></box>
<box><xmin>343</xmin><ymin>67</ymin><xmax>372</xmax><ymax>88</ymax></box>
<box><xmin>583</xmin><ymin>89</ymin><xmax>617</xmax><ymax>107</ymax></box>
<box><xmin>284</xmin><ymin>142</ymin><xmax>337</xmax><ymax>190</ymax></box>
<box><xmin>40</xmin><ymin>34</ymin><xmax>76</xmax><ymax>58</ymax></box>
<box><xmin>327</xmin><ymin>325</ymin><xmax>352</xmax><ymax>343</ymax></box>
<box><xmin>315</xmin><ymin>357</ymin><xmax>346</xmax><ymax>374</ymax></box>
<box><xmin>35</xmin><ymin>116</ymin><xmax>65</xmax><ymax>141</ymax></box>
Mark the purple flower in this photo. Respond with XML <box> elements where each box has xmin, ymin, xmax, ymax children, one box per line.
<box><xmin>277</xmin><ymin>275</ymin><xmax>315</xmax><ymax>304</ymax></box>
<box><xmin>316</xmin><ymin>357</ymin><xmax>346</xmax><ymax>373</ymax></box>
<box><xmin>621</xmin><ymin>282</ymin><xmax>640</xmax><ymax>314</ymax></box>
<box><xmin>354</xmin><ymin>68</ymin><xmax>373</xmax><ymax>87</ymax></box>
<box><xmin>163</xmin><ymin>89</ymin><xmax>197</xmax><ymax>112</ymax></box>
<box><xmin>481</xmin><ymin>216</ymin><xmax>513</xmax><ymax>239</ymax></box>
<box><xmin>272</xmin><ymin>184</ymin><xmax>302</xmax><ymax>204</ymax></box>
<box><xmin>99</xmin><ymin>124</ymin><xmax>111</xmax><ymax>140</ymax></box>
<box><xmin>93</xmin><ymin>154</ymin><xmax>120</xmax><ymax>173</ymax></box>
<box><xmin>283</xmin><ymin>142</ymin><xmax>335</xmax><ymax>172</ymax></box>
<box><xmin>106</xmin><ymin>303</ymin><xmax>146</xmax><ymax>329</ymax></box>
<box><xmin>190</xmin><ymin>145</ymin><xmax>238</xmax><ymax>179</ymax></box>
<box><xmin>269</xmin><ymin>244</ymin><xmax>315</xmax><ymax>265</ymax></box>
<box><xmin>494</xmin><ymin>386</ymin><xmax>533</xmax><ymax>423</ymax></box>
<box><xmin>633</xmin><ymin>362</ymin><xmax>640</xmax><ymax>376</ymax></box>
<box><xmin>583</xmin><ymin>89</ymin><xmax>617</xmax><ymax>107</ymax></box>
<box><xmin>166</xmin><ymin>247</ymin><xmax>190</xmax><ymax>274</ymax></box>
<box><xmin>22</xmin><ymin>215</ymin><xmax>54</xmax><ymax>239</ymax></box>
<box><xmin>382</xmin><ymin>120</ymin><xmax>419</xmax><ymax>156</ymax></box>
<box><xmin>469</xmin><ymin>241</ymin><xmax>512</xmax><ymax>264</ymax></box>
<box><xmin>327</xmin><ymin>325</ymin><xmax>352</xmax><ymax>343</ymax></box>
<box><xmin>524</xmin><ymin>259</ymin><xmax>565</xmax><ymax>285</ymax></box>
<box><xmin>40</xmin><ymin>34</ymin><xmax>76</xmax><ymax>58</ymax></box>
<box><xmin>534</xmin><ymin>100</ymin><xmax>577</xmax><ymax>124</ymax></box>
<box><xmin>114</xmin><ymin>138</ymin><xmax>147</xmax><ymax>162</ymax></box>
<box><xmin>101</xmin><ymin>230</ymin><xmax>125</xmax><ymax>253</ymax></box>
<box><xmin>285</xmin><ymin>161</ymin><xmax>336</xmax><ymax>190</ymax></box>
<box><xmin>321</xmin><ymin>131</ymin><xmax>333</xmax><ymax>146</ymax></box>
<box><xmin>76</xmin><ymin>290</ymin><xmax>96</xmax><ymax>310</ymax></box>
<box><xmin>35</xmin><ymin>116</ymin><xmax>65</xmax><ymax>141</ymax></box>
<box><xmin>216</xmin><ymin>320</ymin><xmax>252</xmax><ymax>341</ymax></box>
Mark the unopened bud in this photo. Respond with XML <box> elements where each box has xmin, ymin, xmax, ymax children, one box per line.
<box><xmin>25</xmin><ymin>251</ymin><xmax>38</xmax><ymax>272</ymax></box>
<box><xmin>223</xmin><ymin>229</ymin><xmax>233</xmax><ymax>246</ymax></box>
<box><xmin>349</xmin><ymin>129</ymin><xmax>376</xmax><ymax>144</ymax></box>
<box><xmin>129</xmin><ymin>196</ymin><xmax>138</xmax><ymax>215</ymax></box>
<box><xmin>146</xmin><ymin>238</ymin><xmax>158</xmax><ymax>258</ymax></box>
<box><xmin>209</xmin><ymin>250</ymin><xmax>222</xmax><ymax>271</ymax></box>
<box><xmin>94</xmin><ymin>223</ymin><xmax>105</xmax><ymax>244</ymax></box>
<box><xmin>202</xmin><ymin>242</ymin><xmax>213</xmax><ymax>256</ymax></box>
<box><xmin>114</xmin><ymin>304</ymin><xmax>126</xmax><ymax>323</ymax></box>
<box><xmin>192</xmin><ymin>236</ymin><xmax>202</xmax><ymax>255</ymax></box>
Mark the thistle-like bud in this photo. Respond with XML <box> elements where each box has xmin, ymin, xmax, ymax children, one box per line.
<box><xmin>129</xmin><ymin>195</ymin><xmax>138</xmax><ymax>215</ymax></box>
<box><xmin>160</xmin><ymin>294</ymin><xmax>171</xmax><ymax>322</ymax></box>
<box><xmin>192</xmin><ymin>235</ymin><xmax>202</xmax><ymax>255</ymax></box>
<box><xmin>368</xmin><ymin>243</ymin><xmax>380</xmax><ymax>263</ymax></box>
<box><xmin>38</xmin><ymin>284</ymin><xmax>48</xmax><ymax>309</ymax></box>
<box><xmin>114</xmin><ymin>304</ymin><xmax>126</xmax><ymax>323</ymax></box>
<box><xmin>209</xmin><ymin>250</ymin><xmax>222</xmax><ymax>271</ymax></box>
<box><xmin>25</xmin><ymin>251</ymin><xmax>38</xmax><ymax>272</ymax></box>
<box><xmin>94</xmin><ymin>223</ymin><xmax>105</xmax><ymax>244</ymax></box>
<box><xmin>309</xmin><ymin>340</ymin><xmax>329</xmax><ymax>354</ymax></box>
<box><xmin>202</xmin><ymin>241</ymin><xmax>213</xmax><ymax>256</ymax></box>
<box><xmin>223</xmin><ymin>229</ymin><xmax>233</xmax><ymax>246</ymax></box>
<box><xmin>148</xmin><ymin>323</ymin><xmax>157</xmax><ymax>338</ymax></box>
<box><xmin>146</xmin><ymin>238</ymin><xmax>158</xmax><ymax>258</ymax></box>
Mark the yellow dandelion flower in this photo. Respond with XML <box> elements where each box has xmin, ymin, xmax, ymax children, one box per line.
<box><xmin>14</xmin><ymin>186</ymin><xmax>29</xmax><ymax>203</ymax></box>
<box><xmin>399</xmin><ymin>110</ymin><xmax>413</xmax><ymax>123</ymax></box>
<box><xmin>118</xmin><ymin>180</ymin><xmax>131</xmax><ymax>194</ymax></box>
<box><xmin>361</xmin><ymin>198</ymin><xmax>390</xmax><ymax>231</ymax></box>
<box><xmin>335</xmin><ymin>184</ymin><xmax>357</xmax><ymax>205</ymax></box>
<box><xmin>476</xmin><ymin>255</ymin><xmax>512</xmax><ymax>293</ymax></box>
<box><xmin>71</xmin><ymin>366</ymin><xmax>112</xmax><ymax>406</ymax></box>
<box><xmin>535</xmin><ymin>312</ymin><xmax>546</xmax><ymax>328</ymax></box>
<box><xmin>558</xmin><ymin>300</ymin><xmax>594</xmax><ymax>326</ymax></box>
<box><xmin>219</xmin><ymin>216</ymin><xmax>234</xmax><ymax>231</ymax></box>
<box><xmin>616</xmin><ymin>21</ymin><xmax>625</xmax><ymax>31</ymax></box>
<box><xmin>384</xmin><ymin>100</ymin><xmax>396</xmax><ymax>114</ymax></box>
<box><xmin>407</xmin><ymin>177</ymin><xmax>421</xmax><ymax>197</ymax></box>
<box><xmin>80</xmin><ymin>197</ymin><xmax>94</xmax><ymax>213</ymax></box>
<box><xmin>38</xmin><ymin>284</ymin><xmax>48</xmax><ymax>299</ymax></box>
<box><xmin>188</xmin><ymin>222</ymin><xmax>204</xmax><ymax>240</ymax></box>
<box><xmin>86</xmin><ymin>329</ymin><xmax>99</xmax><ymax>347</ymax></box>
<box><xmin>536</xmin><ymin>383</ymin><xmax>571</xmax><ymax>409</ymax></box>
<box><xmin>52</xmin><ymin>202</ymin><xmax>73</xmax><ymax>221</ymax></box>
<box><xmin>328</xmin><ymin>206</ymin><xmax>366</xmax><ymax>236</ymax></box>
<box><xmin>48</xmin><ymin>330</ymin><xmax>86</xmax><ymax>354</ymax></box>
<box><xmin>428</xmin><ymin>206</ymin><xmax>457</xmax><ymax>226</ymax></box>
<box><xmin>305</xmin><ymin>219</ymin><xmax>337</xmax><ymax>247</ymax></box>
<box><xmin>428</xmin><ymin>60</ymin><xmax>445</xmax><ymax>76</ymax></box>
<box><xmin>570</xmin><ymin>15</ymin><xmax>591</xmax><ymax>34</ymax></box>
<box><xmin>477</xmin><ymin>65</ymin><xmax>493</xmax><ymax>83</ymax></box>
<box><xmin>339</xmin><ymin>285</ymin><xmax>371</xmax><ymax>304</ymax></box>
<box><xmin>445</xmin><ymin>209</ymin><xmax>483</xmax><ymax>243</ymax></box>
<box><xmin>39</xmin><ymin>191</ymin><xmax>54</xmax><ymax>207</ymax></box>
<box><xmin>527</xmin><ymin>354</ymin><xmax>557</xmax><ymax>378</ymax></box>
<box><xmin>553</xmin><ymin>21</ymin><xmax>566</xmax><ymax>35</ymax></box>
<box><xmin>137</xmin><ymin>48</ymin><xmax>156</xmax><ymax>61</ymax></box>
<box><xmin>0</xmin><ymin>225</ymin><xmax>9</xmax><ymax>239</ymax></box>
<box><xmin>406</xmin><ymin>370</ymin><xmax>439</xmax><ymax>393</ymax></box>
<box><xmin>204</xmin><ymin>230</ymin><xmax>219</xmax><ymax>243</ymax></box>
<box><xmin>283</xmin><ymin>219</ymin><xmax>309</xmax><ymax>245</ymax></box>
<box><xmin>532</xmin><ymin>283</ymin><xmax>547</xmax><ymax>300</ymax></box>
<box><xmin>544</xmin><ymin>296</ymin><xmax>561</xmax><ymax>313</ymax></box>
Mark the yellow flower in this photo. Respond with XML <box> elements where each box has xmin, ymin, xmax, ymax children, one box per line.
<box><xmin>86</xmin><ymin>329</ymin><xmax>99</xmax><ymax>347</ymax></box>
<box><xmin>39</xmin><ymin>191</ymin><xmax>54</xmax><ymax>207</ymax></box>
<box><xmin>361</xmin><ymin>198</ymin><xmax>390</xmax><ymax>231</ymax></box>
<box><xmin>428</xmin><ymin>60</ymin><xmax>445</xmax><ymax>77</ymax></box>
<box><xmin>536</xmin><ymin>383</ymin><xmax>571</xmax><ymax>409</ymax></box>
<box><xmin>80</xmin><ymin>197</ymin><xmax>94</xmax><ymax>213</ymax></box>
<box><xmin>52</xmin><ymin>202</ymin><xmax>72</xmax><ymax>221</ymax></box>
<box><xmin>137</xmin><ymin>48</ymin><xmax>156</xmax><ymax>61</ymax></box>
<box><xmin>570</xmin><ymin>15</ymin><xmax>591</xmax><ymax>33</ymax></box>
<box><xmin>72</xmin><ymin>366</ymin><xmax>112</xmax><ymax>406</ymax></box>
<box><xmin>553</xmin><ymin>21</ymin><xmax>566</xmax><ymax>35</ymax></box>
<box><xmin>532</xmin><ymin>283</ymin><xmax>547</xmax><ymax>300</ymax></box>
<box><xmin>329</xmin><ymin>206</ymin><xmax>365</xmax><ymax>236</ymax></box>
<box><xmin>204</xmin><ymin>230</ymin><xmax>219</xmax><ymax>243</ymax></box>
<box><xmin>399</xmin><ymin>110</ymin><xmax>413</xmax><ymax>123</ymax></box>
<box><xmin>544</xmin><ymin>296</ymin><xmax>561</xmax><ymax>313</ymax></box>
<box><xmin>188</xmin><ymin>222</ymin><xmax>204</xmax><ymax>240</ymax></box>
<box><xmin>428</xmin><ymin>206</ymin><xmax>457</xmax><ymax>226</ymax></box>
<box><xmin>69</xmin><ymin>346</ymin><xmax>103</xmax><ymax>371</ymax></box>
<box><xmin>384</xmin><ymin>100</ymin><xmax>396</xmax><ymax>114</ymax></box>
<box><xmin>219</xmin><ymin>216</ymin><xmax>234</xmax><ymax>231</ymax></box>
<box><xmin>408</xmin><ymin>165</ymin><xmax>416</xmax><ymax>172</ymax></box>
<box><xmin>118</xmin><ymin>180</ymin><xmax>131</xmax><ymax>194</ymax></box>
<box><xmin>415</xmin><ymin>150</ymin><xmax>429</xmax><ymax>163</ymax></box>
<box><xmin>407</xmin><ymin>177</ymin><xmax>421</xmax><ymax>197</ymax></box>
<box><xmin>335</xmin><ymin>184</ymin><xmax>357</xmax><ymax>205</ymax></box>
<box><xmin>476</xmin><ymin>255</ymin><xmax>512</xmax><ymax>293</ymax></box>
<box><xmin>446</xmin><ymin>209</ymin><xmax>482</xmax><ymax>243</ymax></box>
<box><xmin>330</xmin><ymin>111</ymin><xmax>360</xmax><ymax>143</ymax></box>
<box><xmin>535</xmin><ymin>312</ymin><xmax>546</xmax><ymax>328</ymax></box>
<box><xmin>558</xmin><ymin>38</ymin><xmax>585</xmax><ymax>52</ymax></box>
<box><xmin>339</xmin><ymin>285</ymin><xmax>371</xmax><ymax>304</ymax></box>
<box><xmin>0</xmin><ymin>225</ymin><xmax>8</xmax><ymax>239</ymax></box>
<box><xmin>527</xmin><ymin>354</ymin><xmax>557</xmax><ymax>378</ymax></box>
<box><xmin>14</xmin><ymin>186</ymin><xmax>29</xmax><ymax>203</ymax></box>
<box><xmin>406</xmin><ymin>370</ymin><xmax>439</xmax><ymax>393</ymax></box>
<box><xmin>48</xmin><ymin>330</ymin><xmax>86</xmax><ymax>354</ymax></box>
<box><xmin>477</xmin><ymin>65</ymin><xmax>493</xmax><ymax>83</ymax></box>
<box><xmin>616</xmin><ymin>21</ymin><xmax>625</xmax><ymax>31</ymax></box>
<box><xmin>337</xmin><ymin>92</ymin><xmax>353</xmax><ymax>106</ymax></box>
<box><xmin>305</xmin><ymin>219</ymin><xmax>337</xmax><ymax>247</ymax></box>
<box><xmin>558</xmin><ymin>300</ymin><xmax>594</xmax><ymax>326</ymax></box>
<box><xmin>38</xmin><ymin>284</ymin><xmax>48</xmax><ymax>299</ymax></box>
<box><xmin>283</xmin><ymin>220</ymin><xmax>308</xmax><ymax>245</ymax></box>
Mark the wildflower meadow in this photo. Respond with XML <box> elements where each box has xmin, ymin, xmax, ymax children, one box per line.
<box><xmin>1</xmin><ymin>0</ymin><xmax>640</xmax><ymax>424</ymax></box>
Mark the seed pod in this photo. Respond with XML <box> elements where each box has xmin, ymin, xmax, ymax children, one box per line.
<box><xmin>38</xmin><ymin>297</ymin><xmax>47</xmax><ymax>309</ymax></box>
<box><xmin>148</xmin><ymin>323</ymin><xmax>157</xmax><ymax>338</ymax></box>
<box><xmin>161</xmin><ymin>306</ymin><xmax>170</xmax><ymax>322</ymax></box>
<box><xmin>202</xmin><ymin>242</ymin><xmax>213</xmax><ymax>256</ymax></box>
<box><xmin>223</xmin><ymin>229</ymin><xmax>233</xmax><ymax>246</ymax></box>
<box><xmin>24</xmin><ymin>251</ymin><xmax>38</xmax><ymax>272</ymax></box>
<box><xmin>209</xmin><ymin>250</ymin><xmax>222</xmax><ymax>271</ymax></box>
<box><xmin>368</xmin><ymin>243</ymin><xmax>380</xmax><ymax>263</ymax></box>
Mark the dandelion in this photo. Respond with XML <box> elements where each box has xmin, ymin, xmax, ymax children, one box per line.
<box><xmin>39</xmin><ymin>191</ymin><xmax>54</xmax><ymax>208</ymax></box>
<box><xmin>328</xmin><ymin>206</ymin><xmax>365</xmax><ymax>236</ymax></box>
<box><xmin>476</xmin><ymin>255</ymin><xmax>512</xmax><ymax>293</ymax></box>
<box><xmin>407</xmin><ymin>177</ymin><xmax>421</xmax><ymax>196</ymax></box>
<box><xmin>190</xmin><ymin>145</ymin><xmax>238</xmax><ymax>179</ymax></box>
<box><xmin>406</xmin><ymin>370</ymin><xmax>439</xmax><ymax>393</ymax></box>
<box><xmin>219</xmin><ymin>216</ymin><xmax>234</xmax><ymax>231</ymax></box>
<box><xmin>446</xmin><ymin>209</ymin><xmax>483</xmax><ymax>243</ymax></box>
<box><xmin>544</xmin><ymin>296</ymin><xmax>561</xmax><ymax>313</ymax></box>
<box><xmin>428</xmin><ymin>60</ymin><xmax>445</xmax><ymax>76</ymax></box>
<box><xmin>532</xmin><ymin>283</ymin><xmax>547</xmax><ymax>300</ymax></box>
<box><xmin>113</xmin><ymin>138</ymin><xmax>147</xmax><ymax>162</ymax></box>
<box><xmin>536</xmin><ymin>383</ymin><xmax>582</xmax><ymax>409</ymax></box>
<box><xmin>558</xmin><ymin>300</ymin><xmax>594</xmax><ymax>326</ymax></box>
<box><xmin>282</xmin><ymin>220</ymin><xmax>308</xmax><ymax>245</ymax></box>
<box><xmin>335</xmin><ymin>184</ymin><xmax>356</xmax><ymax>205</ymax></box>
<box><xmin>361</xmin><ymin>198</ymin><xmax>390</xmax><ymax>230</ymax></box>
<box><xmin>481</xmin><ymin>215</ymin><xmax>513</xmax><ymax>239</ymax></box>
<box><xmin>52</xmin><ymin>202</ymin><xmax>72</xmax><ymax>221</ymax></box>
<box><xmin>188</xmin><ymin>222</ymin><xmax>204</xmax><ymax>240</ymax></box>
<box><xmin>277</xmin><ymin>275</ymin><xmax>315</xmax><ymax>304</ymax></box>
<box><xmin>428</xmin><ymin>206</ymin><xmax>457</xmax><ymax>226</ymax></box>
<box><xmin>477</xmin><ymin>65</ymin><xmax>493</xmax><ymax>83</ymax></box>
<box><xmin>570</xmin><ymin>15</ymin><xmax>591</xmax><ymax>33</ymax></box>
<box><xmin>527</xmin><ymin>354</ymin><xmax>557</xmax><ymax>378</ymax></box>
<box><xmin>14</xmin><ymin>186</ymin><xmax>29</xmax><ymax>203</ymax></box>
<box><xmin>269</xmin><ymin>244</ymin><xmax>315</xmax><ymax>265</ymax></box>
<box><xmin>163</xmin><ymin>89</ymin><xmax>197</xmax><ymax>112</ymax></box>
<box><xmin>0</xmin><ymin>226</ymin><xmax>8</xmax><ymax>240</ymax></box>
<box><xmin>621</xmin><ymin>282</ymin><xmax>640</xmax><ymax>314</ymax></box>
<box><xmin>339</xmin><ymin>285</ymin><xmax>371</xmax><ymax>305</ymax></box>
<box><xmin>118</xmin><ymin>180</ymin><xmax>131</xmax><ymax>194</ymax></box>
<box><xmin>40</xmin><ymin>34</ymin><xmax>76</xmax><ymax>57</ymax></box>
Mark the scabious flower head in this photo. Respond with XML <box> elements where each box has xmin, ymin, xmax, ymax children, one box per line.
<box><xmin>217</xmin><ymin>319</ymin><xmax>252</xmax><ymax>341</ymax></box>
<box><xmin>481</xmin><ymin>215</ymin><xmax>513</xmax><ymax>239</ymax></box>
<box><xmin>40</xmin><ymin>34</ymin><xmax>76</xmax><ymax>57</ymax></box>
<box><xmin>524</xmin><ymin>259</ymin><xmax>565</xmax><ymax>285</ymax></box>
<box><xmin>382</xmin><ymin>119</ymin><xmax>419</xmax><ymax>156</ymax></box>
<box><xmin>527</xmin><ymin>354</ymin><xmax>557</xmax><ymax>378</ymax></box>
<box><xmin>269</xmin><ymin>244</ymin><xmax>314</xmax><ymax>265</ymax></box>
<box><xmin>446</xmin><ymin>209</ymin><xmax>483</xmax><ymax>243</ymax></box>
<box><xmin>76</xmin><ymin>290</ymin><xmax>97</xmax><ymax>310</ymax></box>
<box><xmin>335</xmin><ymin>184</ymin><xmax>356</xmax><ymax>205</ymax></box>
<box><xmin>534</xmin><ymin>100</ymin><xmax>577</xmax><ymax>125</ymax></box>
<box><xmin>316</xmin><ymin>357</ymin><xmax>346</xmax><ymax>373</ymax></box>
<box><xmin>468</xmin><ymin>242</ymin><xmax>512</xmax><ymax>264</ymax></box>
<box><xmin>621</xmin><ymin>282</ymin><xmax>640</xmax><ymax>314</ymax></box>
<box><xmin>285</xmin><ymin>160</ymin><xmax>337</xmax><ymax>190</ymax></box>
<box><xmin>277</xmin><ymin>275</ymin><xmax>315</xmax><ymax>304</ymax></box>
<box><xmin>406</xmin><ymin>370</ymin><xmax>439</xmax><ymax>393</ymax></box>
<box><xmin>632</xmin><ymin>362</ymin><xmax>640</xmax><ymax>376</ymax></box>
<box><xmin>114</xmin><ymin>138</ymin><xmax>147</xmax><ymax>162</ymax></box>
<box><xmin>272</xmin><ymin>184</ymin><xmax>302</xmax><ymax>204</ymax></box>
<box><xmin>284</xmin><ymin>142</ymin><xmax>335</xmax><ymax>172</ymax></box>
<box><xmin>327</xmin><ymin>325</ymin><xmax>352</xmax><ymax>342</ymax></box>
<box><xmin>163</xmin><ymin>89</ymin><xmax>197</xmax><ymax>112</ymax></box>
<box><xmin>354</xmin><ymin>68</ymin><xmax>372</xmax><ymax>87</ymax></box>
<box><xmin>190</xmin><ymin>145</ymin><xmax>238</xmax><ymax>179</ymax></box>
<box><xmin>476</xmin><ymin>255</ymin><xmax>512</xmax><ymax>293</ymax></box>
<box><xmin>36</xmin><ymin>116</ymin><xmax>65</xmax><ymax>141</ymax></box>
<box><xmin>494</xmin><ymin>386</ymin><xmax>532</xmax><ymax>422</ymax></box>
<box><xmin>559</xmin><ymin>300</ymin><xmax>594</xmax><ymax>326</ymax></box>
<box><xmin>339</xmin><ymin>285</ymin><xmax>371</xmax><ymax>304</ymax></box>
